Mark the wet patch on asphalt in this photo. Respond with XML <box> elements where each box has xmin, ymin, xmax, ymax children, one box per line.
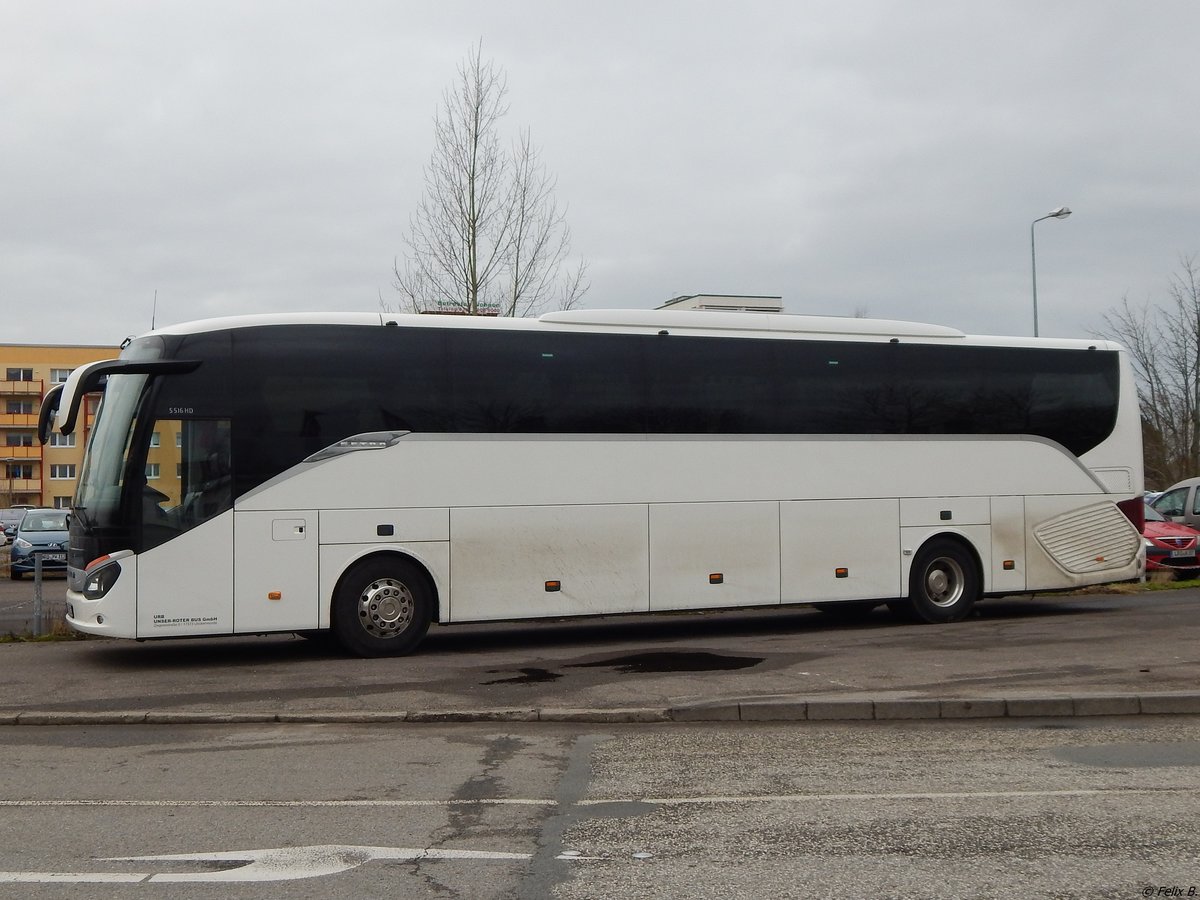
<box><xmin>481</xmin><ymin>667</ymin><xmax>565</xmax><ymax>685</ymax></box>
<box><xmin>566</xmin><ymin>651</ymin><xmax>764</xmax><ymax>674</ymax></box>
<box><xmin>478</xmin><ymin>651</ymin><xmax>765</xmax><ymax>686</ymax></box>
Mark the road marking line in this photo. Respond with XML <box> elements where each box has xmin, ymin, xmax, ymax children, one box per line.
<box><xmin>1</xmin><ymin>787</ymin><xmax>1196</xmax><ymax>810</ymax></box>
<box><xmin>0</xmin><ymin>844</ymin><xmax>600</xmax><ymax>884</ymax></box>
<box><xmin>0</xmin><ymin>798</ymin><xmax>554</xmax><ymax>808</ymax></box>
<box><xmin>0</xmin><ymin>873</ymin><xmax>148</xmax><ymax>883</ymax></box>
<box><xmin>623</xmin><ymin>787</ymin><xmax>1200</xmax><ymax>804</ymax></box>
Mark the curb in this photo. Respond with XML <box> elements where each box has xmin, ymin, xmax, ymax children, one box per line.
<box><xmin>3</xmin><ymin>693</ymin><xmax>1200</xmax><ymax>726</ymax></box>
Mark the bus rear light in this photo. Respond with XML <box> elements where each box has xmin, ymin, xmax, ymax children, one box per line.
<box><xmin>1116</xmin><ymin>497</ymin><xmax>1145</xmax><ymax>532</ymax></box>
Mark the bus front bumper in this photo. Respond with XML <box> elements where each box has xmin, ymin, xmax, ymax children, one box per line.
<box><xmin>65</xmin><ymin>552</ymin><xmax>137</xmax><ymax>638</ymax></box>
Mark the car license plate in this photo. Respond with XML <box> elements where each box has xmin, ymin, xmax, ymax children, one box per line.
<box><xmin>1170</xmin><ymin>549</ymin><xmax>1193</xmax><ymax>558</ymax></box>
<box><xmin>42</xmin><ymin>553</ymin><xmax>65</xmax><ymax>562</ymax></box>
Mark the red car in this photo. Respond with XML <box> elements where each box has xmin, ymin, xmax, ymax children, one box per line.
<box><xmin>1144</xmin><ymin>503</ymin><xmax>1200</xmax><ymax>576</ymax></box>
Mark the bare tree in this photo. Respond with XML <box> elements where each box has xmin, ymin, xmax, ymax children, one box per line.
<box><xmin>392</xmin><ymin>42</ymin><xmax>587</xmax><ymax>316</ymax></box>
<box><xmin>1099</xmin><ymin>254</ymin><xmax>1200</xmax><ymax>487</ymax></box>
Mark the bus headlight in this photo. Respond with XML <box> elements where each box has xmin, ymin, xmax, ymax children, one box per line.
<box><xmin>83</xmin><ymin>558</ymin><xmax>122</xmax><ymax>599</ymax></box>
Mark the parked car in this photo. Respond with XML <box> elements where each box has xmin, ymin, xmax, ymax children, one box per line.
<box><xmin>0</xmin><ymin>507</ymin><xmax>29</xmax><ymax>542</ymax></box>
<box><xmin>8</xmin><ymin>508</ymin><xmax>69</xmax><ymax>580</ymax></box>
<box><xmin>1143</xmin><ymin>502</ymin><xmax>1200</xmax><ymax>577</ymax></box>
<box><xmin>1150</xmin><ymin>476</ymin><xmax>1200</xmax><ymax>530</ymax></box>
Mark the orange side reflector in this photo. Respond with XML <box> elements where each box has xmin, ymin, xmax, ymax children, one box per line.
<box><xmin>835</xmin><ymin>567</ymin><xmax>849</xmax><ymax>578</ymax></box>
<box><xmin>267</xmin><ymin>591</ymin><xmax>282</xmax><ymax>601</ymax></box>
<box><xmin>545</xmin><ymin>581</ymin><xmax>561</xmax><ymax>592</ymax></box>
<box><xmin>1003</xmin><ymin>560</ymin><xmax>1015</xmax><ymax>571</ymax></box>
<box><xmin>709</xmin><ymin>573</ymin><xmax>724</xmax><ymax>584</ymax></box>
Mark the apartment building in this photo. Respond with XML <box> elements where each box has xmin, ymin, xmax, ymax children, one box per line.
<box><xmin>1</xmin><ymin>343</ymin><xmax>119</xmax><ymax>508</ymax></box>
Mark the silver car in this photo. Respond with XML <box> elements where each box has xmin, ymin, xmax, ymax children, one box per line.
<box><xmin>9</xmin><ymin>509</ymin><xmax>69</xmax><ymax>580</ymax></box>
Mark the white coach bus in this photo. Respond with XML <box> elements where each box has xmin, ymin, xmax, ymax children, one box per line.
<box><xmin>40</xmin><ymin>309</ymin><xmax>1145</xmax><ymax>657</ymax></box>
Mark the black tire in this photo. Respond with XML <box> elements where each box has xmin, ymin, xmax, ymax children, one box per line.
<box><xmin>331</xmin><ymin>557</ymin><xmax>434</xmax><ymax>658</ymax></box>
<box><xmin>899</xmin><ymin>539</ymin><xmax>979</xmax><ymax>624</ymax></box>
<box><xmin>10</xmin><ymin>570</ymin><xmax>21</xmax><ymax>581</ymax></box>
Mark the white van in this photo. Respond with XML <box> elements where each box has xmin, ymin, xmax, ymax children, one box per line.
<box><xmin>1151</xmin><ymin>476</ymin><xmax>1200</xmax><ymax>529</ymax></box>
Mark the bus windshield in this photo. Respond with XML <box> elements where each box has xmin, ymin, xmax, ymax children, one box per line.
<box><xmin>74</xmin><ymin>371</ymin><xmax>149</xmax><ymax>531</ymax></box>
<box><xmin>73</xmin><ymin>337</ymin><xmax>233</xmax><ymax>551</ymax></box>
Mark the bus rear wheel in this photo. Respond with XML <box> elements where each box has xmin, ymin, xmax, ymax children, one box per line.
<box><xmin>897</xmin><ymin>539</ymin><xmax>979</xmax><ymax>624</ymax></box>
<box><xmin>332</xmin><ymin>558</ymin><xmax>433</xmax><ymax>657</ymax></box>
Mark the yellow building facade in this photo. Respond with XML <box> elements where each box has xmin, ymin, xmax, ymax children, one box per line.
<box><xmin>1</xmin><ymin>343</ymin><xmax>119</xmax><ymax>508</ymax></box>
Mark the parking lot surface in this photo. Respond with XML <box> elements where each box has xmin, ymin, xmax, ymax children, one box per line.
<box><xmin>1</xmin><ymin>585</ymin><xmax>1198</xmax><ymax>723</ymax></box>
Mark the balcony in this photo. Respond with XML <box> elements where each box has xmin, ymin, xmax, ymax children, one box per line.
<box><xmin>0</xmin><ymin>478</ymin><xmax>40</xmax><ymax>494</ymax></box>
<box><xmin>0</xmin><ymin>413</ymin><xmax>39</xmax><ymax>428</ymax></box>
<box><xmin>0</xmin><ymin>380</ymin><xmax>44</xmax><ymax>397</ymax></box>
<box><xmin>1</xmin><ymin>445</ymin><xmax>41</xmax><ymax>460</ymax></box>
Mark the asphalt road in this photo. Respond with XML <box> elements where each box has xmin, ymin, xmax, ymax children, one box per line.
<box><xmin>2</xmin><ymin>579</ymin><xmax>1199</xmax><ymax>899</ymax></box>
<box><xmin>0</xmin><ymin>718</ymin><xmax>1197</xmax><ymax>899</ymax></box>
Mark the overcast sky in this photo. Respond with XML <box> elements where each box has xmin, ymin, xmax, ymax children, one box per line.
<box><xmin>3</xmin><ymin>1</ymin><xmax>1198</xmax><ymax>347</ymax></box>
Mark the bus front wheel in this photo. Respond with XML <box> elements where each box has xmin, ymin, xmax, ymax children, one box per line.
<box><xmin>896</xmin><ymin>539</ymin><xmax>979</xmax><ymax>624</ymax></box>
<box><xmin>332</xmin><ymin>558</ymin><xmax>433</xmax><ymax>658</ymax></box>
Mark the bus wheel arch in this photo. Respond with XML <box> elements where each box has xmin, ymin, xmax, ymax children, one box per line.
<box><xmin>892</xmin><ymin>534</ymin><xmax>981</xmax><ymax>624</ymax></box>
<box><xmin>330</xmin><ymin>552</ymin><xmax>438</xmax><ymax>657</ymax></box>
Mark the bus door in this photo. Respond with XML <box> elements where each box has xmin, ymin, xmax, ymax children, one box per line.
<box><xmin>135</xmin><ymin>418</ymin><xmax>237</xmax><ymax>637</ymax></box>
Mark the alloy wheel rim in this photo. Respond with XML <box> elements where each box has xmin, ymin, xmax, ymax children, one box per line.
<box><xmin>358</xmin><ymin>577</ymin><xmax>415</xmax><ymax>639</ymax></box>
<box><xmin>924</xmin><ymin>557</ymin><xmax>965</xmax><ymax>608</ymax></box>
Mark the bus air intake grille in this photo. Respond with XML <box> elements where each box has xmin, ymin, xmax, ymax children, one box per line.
<box><xmin>1033</xmin><ymin>503</ymin><xmax>1141</xmax><ymax>574</ymax></box>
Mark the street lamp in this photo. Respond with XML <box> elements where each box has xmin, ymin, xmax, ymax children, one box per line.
<box><xmin>1030</xmin><ymin>206</ymin><xmax>1072</xmax><ymax>337</ymax></box>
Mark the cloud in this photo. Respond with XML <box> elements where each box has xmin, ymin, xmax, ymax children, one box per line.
<box><xmin>2</xmin><ymin>1</ymin><xmax>1197</xmax><ymax>344</ymax></box>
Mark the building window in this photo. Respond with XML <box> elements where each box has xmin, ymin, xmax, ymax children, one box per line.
<box><xmin>150</xmin><ymin>432</ymin><xmax>161</xmax><ymax>448</ymax></box>
<box><xmin>145</xmin><ymin>463</ymin><xmax>160</xmax><ymax>479</ymax></box>
<box><xmin>50</xmin><ymin>369</ymin><xmax>73</xmax><ymax>384</ymax></box>
<box><xmin>5</xmin><ymin>368</ymin><xmax>33</xmax><ymax>382</ymax></box>
<box><xmin>176</xmin><ymin>463</ymin><xmax>183</xmax><ymax>479</ymax></box>
<box><xmin>5</xmin><ymin>464</ymin><xmax>33</xmax><ymax>480</ymax></box>
<box><xmin>50</xmin><ymin>464</ymin><xmax>76</xmax><ymax>479</ymax></box>
<box><xmin>6</xmin><ymin>400</ymin><xmax>34</xmax><ymax>415</ymax></box>
<box><xmin>54</xmin><ymin>496</ymin><xmax>72</xmax><ymax>509</ymax></box>
<box><xmin>48</xmin><ymin>432</ymin><xmax>76</xmax><ymax>448</ymax></box>
<box><xmin>176</xmin><ymin>432</ymin><xmax>182</xmax><ymax>448</ymax></box>
<box><xmin>5</xmin><ymin>432</ymin><xmax>34</xmax><ymax>447</ymax></box>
